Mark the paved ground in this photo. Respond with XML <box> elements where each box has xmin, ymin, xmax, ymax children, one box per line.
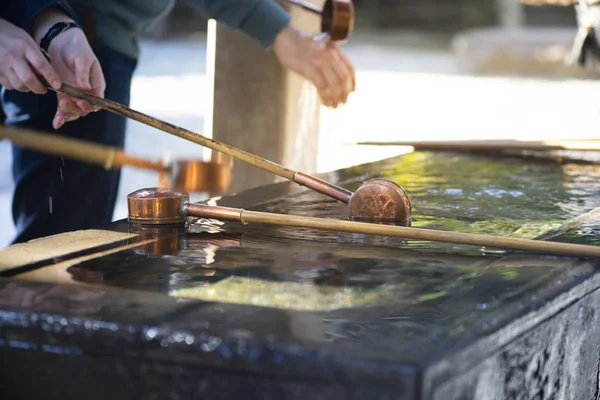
<box><xmin>3</xmin><ymin>30</ymin><xmax>600</xmax><ymax>246</ymax></box>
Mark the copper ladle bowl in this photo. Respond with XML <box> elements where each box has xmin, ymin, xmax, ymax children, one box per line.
<box><xmin>322</xmin><ymin>0</ymin><xmax>355</xmax><ymax>41</ymax></box>
<box><xmin>348</xmin><ymin>179</ymin><xmax>412</xmax><ymax>225</ymax></box>
<box><xmin>159</xmin><ymin>153</ymin><xmax>233</xmax><ymax>194</ymax></box>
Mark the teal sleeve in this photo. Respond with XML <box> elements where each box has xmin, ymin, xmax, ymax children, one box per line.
<box><xmin>185</xmin><ymin>0</ymin><xmax>292</xmax><ymax>49</ymax></box>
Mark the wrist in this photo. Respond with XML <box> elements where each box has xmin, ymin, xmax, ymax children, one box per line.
<box><xmin>273</xmin><ymin>24</ymin><xmax>298</xmax><ymax>52</ymax></box>
<box><xmin>33</xmin><ymin>6</ymin><xmax>76</xmax><ymax>45</ymax></box>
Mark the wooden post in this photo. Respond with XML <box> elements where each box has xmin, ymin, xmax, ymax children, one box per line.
<box><xmin>204</xmin><ymin>2</ymin><xmax>321</xmax><ymax>193</ymax></box>
<box><xmin>495</xmin><ymin>0</ymin><xmax>526</xmax><ymax>27</ymax></box>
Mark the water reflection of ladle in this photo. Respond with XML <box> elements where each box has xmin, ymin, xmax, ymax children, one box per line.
<box><xmin>0</xmin><ymin>125</ymin><xmax>232</xmax><ymax>194</ymax></box>
<box><xmin>125</xmin><ymin>224</ymin><xmax>584</xmax><ymax>287</ymax></box>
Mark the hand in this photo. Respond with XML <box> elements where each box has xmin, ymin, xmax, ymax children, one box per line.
<box><xmin>0</xmin><ymin>18</ymin><xmax>62</xmax><ymax>94</ymax></box>
<box><xmin>33</xmin><ymin>6</ymin><xmax>106</xmax><ymax>129</ymax></box>
<box><xmin>272</xmin><ymin>24</ymin><xmax>356</xmax><ymax>108</ymax></box>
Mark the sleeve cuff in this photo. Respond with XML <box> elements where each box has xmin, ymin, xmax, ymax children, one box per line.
<box><xmin>239</xmin><ymin>1</ymin><xmax>292</xmax><ymax>49</ymax></box>
<box><xmin>23</xmin><ymin>1</ymin><xmax>78</xmax><ymax>33</ymax></box>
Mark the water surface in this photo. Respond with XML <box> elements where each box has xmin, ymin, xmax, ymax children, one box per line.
<box><xmin>14</xmin><ymin>151</ymin><xmax>600</xmax><ymax>353</ymax></box>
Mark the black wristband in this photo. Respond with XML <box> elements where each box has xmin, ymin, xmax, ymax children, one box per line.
<box><xmin>40</xmin><ymin>22</ymin><xmax>81</xmax><ymax>54</ymax></box>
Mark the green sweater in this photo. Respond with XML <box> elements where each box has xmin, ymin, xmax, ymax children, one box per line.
<box><xmin>67</xmin><ymin>0</ymin><xmax>292</xmax><ymax>59</ymax></box>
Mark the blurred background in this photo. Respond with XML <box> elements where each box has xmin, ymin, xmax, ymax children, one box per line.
<box><xmin>2</xmin><ymin>0</ymin><xmax>599</xmax><ymax>246</ymax></box>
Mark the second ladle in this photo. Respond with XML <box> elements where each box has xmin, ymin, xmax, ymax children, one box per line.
<box><xmin>0</xmin><ymin>124</ymin><xmax>232</xmax><ymax>194</ymax></box>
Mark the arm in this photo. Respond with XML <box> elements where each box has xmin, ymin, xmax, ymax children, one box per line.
<box><xmin>0</xmin><ymin>0</ymin><xmax>74</xmax><ymax>93</ymax></box>
<box><xmin>32</xmin><ymin>4</ymin><xmax>107</xmax><ymax>128</ymax></box>
<box><xmin>186</xmin><ymin>0</ymin><xmax>356</xmax><ymax>108</ymax></box>
<box><xmin>0</xmin><ymin>1</ymin><xmax>106</xmax><ymax>128</ymax></box>
<box><xmin>0</xmin><ymin>0</ymin><xmax>77</xmax><ymax>35</ymax></box>
<box><xmin>185</xmin><ymin>0</ymin><xmax>291</xmax><ymax>49</ymax></box>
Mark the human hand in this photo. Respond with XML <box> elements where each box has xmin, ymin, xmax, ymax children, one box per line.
<box><xmin>0</xmin><ymin>18</ymin><xmax>62</xmax><ymax>94</ymax></box>
<box><xmin>33</xmin><ymin>7</ymin><xmax>106</xmax><ymax>129</ymax></box>
<box><xmin>272</xmin><ymin>24</ymin><xmax>356</xmax><ymax>108</ymax></box>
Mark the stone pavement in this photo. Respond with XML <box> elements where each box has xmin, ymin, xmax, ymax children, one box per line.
<box><xmin>2</xmin><ymin>30</ymin><xmax>600</xmax><ymax>247</ymax></box>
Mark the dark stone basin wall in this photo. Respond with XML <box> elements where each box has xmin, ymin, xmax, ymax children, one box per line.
<box><xmin>427</xmin><ymin>286</ymin><xmax>600</xmax><ymax>399</ymax></box>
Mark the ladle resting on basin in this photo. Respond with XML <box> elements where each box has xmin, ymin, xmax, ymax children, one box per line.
<box><xmin>126</xmin><ymin>187</ymin><xmax>600</xmax><ymax>258</ymax></box>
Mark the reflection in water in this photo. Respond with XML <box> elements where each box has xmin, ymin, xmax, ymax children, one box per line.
<box><xmin>170</xmin><ymin>276</ymin><xmax>399</xmax><ymax>312</ymax></box>
<box><xmin>14</xmin><ymin>152</ymin><xmax>600</xmax><ymax>327</ymax></box>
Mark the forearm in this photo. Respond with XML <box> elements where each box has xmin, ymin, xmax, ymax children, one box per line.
<box><xmin>185</xmin><ymin>0</ymin><xmax>292</xmax><ymax>49</ymax></box>
<box><xmin>32</xmin><ymin>5</ymin><xmax>77</xmax><ymax>45</ymax></box>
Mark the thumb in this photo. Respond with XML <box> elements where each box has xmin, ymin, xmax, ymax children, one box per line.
<box><xmin>89</xmin><ymin>60</ymin><xmax>106</xmax><ymax>97</ymax></box>
<box><xmin>73</xmin><ymin>57</ymin><xmax>93</xmax><ymax>91</ymax></box>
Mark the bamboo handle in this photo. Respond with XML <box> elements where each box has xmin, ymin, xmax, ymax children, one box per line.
<box><xmin>185</xmin><ymin>203</ymin><xmax>600</xmax><ymax>258</ymax></box>
<box><xmin>0</xmin><ymin>124</ymin><xmax>164</xmax><ymax>172</ymax></box>
<box><xmin>52</xmin><ymin>83</ymin><xmax>353</xmax><ymax>202</ymax></box>
<box><xmin>0</xmin><ymin>124</ymin><xmax>117</xmax><ymax>168</ymax></box>
<box><xmin>56</xmin><ymin>84</ymin><xmax>295</xmax><ymax>179</ymax></box>
<box><xmin>352</xmin><ymin>139</ymin><xmax>600</xmax><ymax>152</ymax></box>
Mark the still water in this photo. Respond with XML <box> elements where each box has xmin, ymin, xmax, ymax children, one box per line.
<box><xmin>15</xmin><ymin>152</ymin><xmax>600</xmax><ymax>323</ymax></box>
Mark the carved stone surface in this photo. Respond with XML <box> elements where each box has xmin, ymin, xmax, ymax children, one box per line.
<box><xmin>429</xmin><ymin>276</ymin><xmax>600</xmax><ymax>399</ymax></box>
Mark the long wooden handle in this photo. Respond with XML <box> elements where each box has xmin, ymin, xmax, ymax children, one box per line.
<box><xmin>185</xmin><ymin>203</ymin><xmax>600</xmax><ymax>258</ymax></box>
<box><xmin>51</xmin><ymin>83</ymin><xmax>353</xmax><ymax>203</ymax></box>
<box><xmin>0</xmin><ymin>124</ymin><xmax>163</xmax><ymax>172</ymax></box>
<box><xmin>351</xmin><ymin>139</ymin><xmax>600</xmax><ymax>152</ymax></box>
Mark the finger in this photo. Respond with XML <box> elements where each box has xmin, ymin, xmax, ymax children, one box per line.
<box><xmin>84</xmin><ymin>60</ymin><xmax>105</xmax><ymax>112</ymax></box>
<box><xmin>57</xmin><ymin>93</ymin><xmax>84</xmax><ymax>115</ymax></box>
<box><xmin>0</xmin><ymin>73</ymin><xmax>14</xmax><ymax>90</ymax></box>
<box><xmin>24</xmin><ymin>46</ymin><xmax>61</xmax><ymax>89</ymax></box>
<box><xmin>328</xmin><ymin>43</ymin><xmax>355</xmax><ymax>93</ymax></box>
<box><xmin>308</xmin><ymin>55</ymin><xmax>337</xmax><ymax>106</ymax></box>
<box><xmin>5</xmin><ymin>68</ymin><xmax>28</xmax><ymax>92</ymax></box>
<box><xmin>57</xmin><ymin>89</ymin><xmax>94</xmax><ymax>114</ymax></box>
<box><xmin>317</xmin><ymin>64</ymin><xmax>342</xmax><ymax>107</ymax></box>
<box><xmin>12</xmin><ymin>58</ymin><xmax>47</xmax><ymax>94</ymax></box>
<box><xmin>89</xmin><ymin>60</ymin><xmax>106</xmax><ymax>98</ymax></box>
<box><xmin>76</xmin><ymin>98</ymin><xmax>96</xmax><ymax>113</ymax></box>
<box><xmin>304</xmin><ymin>66</ymin><xmax>332</xmax><ymax>106</ymax></box>
<box><xmin>327</xmin><ymin>49</ymin><xmax>352</xmax><ymax>104</ymax></box>
<box><xmin>306</xmin><ymin>67</ymin><xmax>328</xmax><ymax>92</ymax></box>
<box><xmin>335</xmin><ymin>46</ymin><xmax>356</xmax><ymax>100</ymax></box>
<box><xmin>53</xmin><ymin>111</ymin><xmax>79</xmax><ymax>130</ymax></box>
<box><xmin>337</xmin><ymin>49</ymin><xmax>356</xmax><ymax>92</ymax></box>
<box><xmin>64</xmin><ymin>112</ymin><xmax>80</xmax><ymax>122</ymax></box>
<box><xmin>317</xmin><ymin>88</ymin><xmax>334</xmax><ymax>108</ymax></box>
<box><xmin>73</xmin><ymin>57</ymin><xmax>93</xmax><ymax>91</ymax></box>
<box><xmin>53</xmin><ymin>112</ymin><xmax>64</xmax><ymax>129</ymax></box>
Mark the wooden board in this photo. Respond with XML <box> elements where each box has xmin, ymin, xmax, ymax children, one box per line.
<box><xmin>0</xmin><ymin>230</ymin><xmax>138</xmax><ymax>271</ymax></box>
